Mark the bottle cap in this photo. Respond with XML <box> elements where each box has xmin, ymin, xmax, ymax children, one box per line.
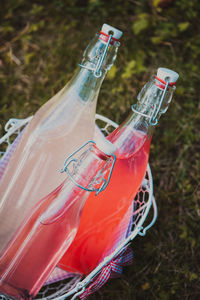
<box><xmin>157</xmin><ymin>68</ymin><xmax>179</xmax><ymax>83</ymax></box>
<box><xmin>101</xmin><ymin>24</ymin><xmax>123</xmax><ymax>40</ymax></box>
<box><xmin>95</xmin><ymin>135</ymin><xmax>116</xmax><ymax>156</ymax></box>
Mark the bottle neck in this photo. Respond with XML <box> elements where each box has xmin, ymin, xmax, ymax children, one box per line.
<box><xmin>68</xmin><ymin>66</ymin><xmax>105</xmax><ymax>103</ymax></box>
<box><xmin>40</xmin><ymin>144</ymin><xmax>112</xmax><ymax>225</ymax></box>
<box><xmin>108</xmin><ymin>76</ymin><xmax>176</xmax><ymax>157</ymax></box>
<box><xmin>125</xmin><ymin>76</ymin><xmax>176</xmax><ymax>136</ymax></box>
<box><xmin>67</xmin><ymin>33</ymin><xmax>120</xmax><ymax>103</ymax></box>
<box><xmin>66</xmin><ymin>144</ymin><xmax>112</xmax><ymax>195</ymax></box>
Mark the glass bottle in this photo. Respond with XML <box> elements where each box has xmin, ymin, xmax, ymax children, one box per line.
<box><xmin>0</xmin><ymin>136</ymin><xmax>116</xmax><ymax>300</ymax></box>
<box><xmin>59</xmin><ymin>68</ymin><xmax>179</xmax><ymax>274</ymax></box>
<box><xmin>0</xmin><ymin>24</ymin><xmax>122</xmax><ymax>254</ymax></box>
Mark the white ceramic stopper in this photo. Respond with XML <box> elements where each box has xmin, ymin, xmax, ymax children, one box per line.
<box><xmin>101</xmin><ymin>24</ymin><xmax>123</xmax><ymax>40</ymax></box>
<box><xmin>95</xmin><ymin>134</ymin><xmax>116</xmax><ymax>156</ymax></box>
<box><xmin>157</xmin><ymin>67</ymin><xmax>179</xmax><ymax>83</ymax></box>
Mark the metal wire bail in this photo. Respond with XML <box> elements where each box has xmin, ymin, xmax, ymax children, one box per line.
<box><xmin>79</xmin><ymin>34</ymin><xmax>113</xmax><ymax>78</ymax></box>
<box><xmin>60</xmin><ymin>140</ymin><xmax>116</xmax><ymax>196</ymax></box>
<box><xmin>150</xmin><ymin>77</ymin><xmax>170</xmax><ymax>126</ymax></box>
<box><xmin>131</xmin><ymin>77</ymin><xmax>170</xmax><ymax>126</ymax></box>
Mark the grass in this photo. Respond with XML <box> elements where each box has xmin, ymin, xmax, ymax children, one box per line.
<box><xmin>0</xmin><ymin>0</ymin><xmax>200</xmax><ymax>299</ymax></box>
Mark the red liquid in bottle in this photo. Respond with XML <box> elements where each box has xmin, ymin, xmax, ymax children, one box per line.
<box><xmin>59</xmin><ymin>127</ymin><xmax>151</xmax><ymax>274</ymax></box>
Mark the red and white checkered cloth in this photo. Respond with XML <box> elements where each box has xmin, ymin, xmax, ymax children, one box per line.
<box><xmin>0</xmin><ymin>132</ymin><xmax>23</xmax><ymax>181</ymax></box>
<box><xmin>44</xmin><ymin>267</ymin><xmax>77</xmax><ymax>285</ymax></box>
<box><xmin>79</xmin><ymin>247</ymin><xmax>133</xmax><ymax>300</ymax></box>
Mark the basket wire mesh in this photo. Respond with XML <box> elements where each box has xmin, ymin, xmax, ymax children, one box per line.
<box><xmin>0</xmin><ymin>114</ymin><xmax>157</xmax><ymax>300</ymax></box>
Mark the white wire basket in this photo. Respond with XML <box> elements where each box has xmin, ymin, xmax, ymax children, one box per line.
<box><xmin>0</xmin><ymin>114</ymin><xmax>157</xmax><ymax>300</ymax></box>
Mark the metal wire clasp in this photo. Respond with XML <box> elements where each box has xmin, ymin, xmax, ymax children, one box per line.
<box><xmin>78</xmin><ymin>34</ymin><xmax>113</xmax><ymax>78</ymax></box>
<box><xmin>60</xmin><ymin>140</ymin><xmax>116</xmax><ymax>196</ymax></box>
<box><xmin>131</xmin><ymin>77</ymin><xmax>170</xmax><ymax>126</ymax></box>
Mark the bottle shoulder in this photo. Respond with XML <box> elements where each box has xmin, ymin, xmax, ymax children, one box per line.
<box><xmin>27</xmin><ymin>88</ymin><xmax>95</xmax><ymax>139</ymax></box>
<box><xmin>108</xmin><ymin>126</ymin><xmax>151</xmax><ymax>159</ymax></box>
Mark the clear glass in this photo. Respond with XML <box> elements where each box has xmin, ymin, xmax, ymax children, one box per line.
<box><xmin>0</xmin><ymin>33</ymin><xmax>119</xmax><ymax>254</ymax></box>
<box><xmin>59</xmin><ymin>76</ymin><xmax>176</xmax><ymax>275</ymax></box>
<box><xmin>0</xmin><ymin>145</ymin><xmax>111</xmax><ymax>299</ymax></box>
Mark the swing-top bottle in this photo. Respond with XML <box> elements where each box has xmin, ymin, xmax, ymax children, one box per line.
<box><xmin>0</xmin><ymin>135</ymin><xmax>116</xmax><ymax>300</ymax></box>
<box><xmin>0</xmin><ymin>24</ymin><xmax>123</xmax><ymax>254</ymax></box>
<box><xmin>59</xmin><ymin>67</ymin><xmax>179</xmax><ymax>275</ymax></box>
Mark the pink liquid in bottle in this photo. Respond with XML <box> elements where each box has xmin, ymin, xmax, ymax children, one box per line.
<box><xmin>59</xmin><ymin>126</ymin><xmax>151</xmax><ymax>275</ymax></box>
<box><xmin>0</xmin><ymin>142</ymin><xmax>113</xmax><ymax>299</ymax></box>
<box><xmin>0</xmin><ymin>181</ymin><xmax>82</xmax><ymax>299</ymax></box>
<box><xmin>0</xmin><ymin>25</ymin><xmax>122</xmax><ymax>255</ymax></box>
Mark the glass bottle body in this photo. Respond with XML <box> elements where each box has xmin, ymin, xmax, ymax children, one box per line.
<box><xmin>59</xmin><ymin>77</ymin><xmax>176</xmax><ymax>274</ymax></box>
<box><xmin>0</xmin><ymin>145</ymin><xmax>111</xmax><ymax>299</ymax></box>
<box><xmin>0</xmin><ymin>33</ymin><xmax>119</xmax><ymax>255</ymax></box>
